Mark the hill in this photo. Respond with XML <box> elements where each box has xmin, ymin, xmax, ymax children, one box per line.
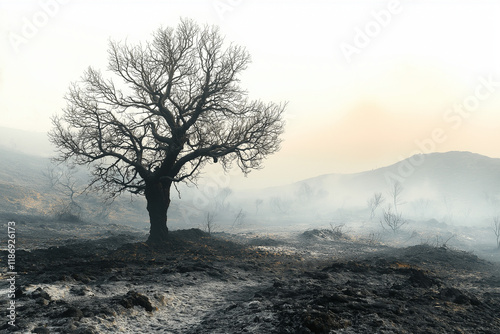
<box><xmin>236</xmin><ymin>151</ymin><xmax>500</xmax><ymax>225</ymax></box>
<box><xmin>0</xmin><ymin>147</ymin><xmax>149</xmax><ymax>227</ymax></box>
<box><xmin>303</xmin><ymin>151</ymin><xmax>500</xmax><ymax>206</ymax></box>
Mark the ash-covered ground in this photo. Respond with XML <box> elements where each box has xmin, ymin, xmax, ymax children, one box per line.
<box><xmin>1</xmin><ymin>218</ymin><xmax>499</xmax><ymax>333</ymax></box>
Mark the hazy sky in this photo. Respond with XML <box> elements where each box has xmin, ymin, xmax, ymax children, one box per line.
<box><xmin>1</xmin><ymin>0</ymin><xmax>500</xmax><ymax>189</ymax></box>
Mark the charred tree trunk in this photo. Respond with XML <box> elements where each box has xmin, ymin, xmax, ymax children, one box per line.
<box><xmin>145</xmin><ymin>180</ymin><xmax>171</xmax><ymax>244</ymax></box>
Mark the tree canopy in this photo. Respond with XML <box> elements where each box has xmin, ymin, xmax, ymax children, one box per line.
<box><xmin>49</xmin><ymin>19</ymin><xmax>286</xmax><ymax>242</ymax></box>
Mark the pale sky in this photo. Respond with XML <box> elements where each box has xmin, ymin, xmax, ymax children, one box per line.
<box><xmin>1</xmin><ymin>0</ymin><xmax>500</xmax><ymax>189</ymax></box>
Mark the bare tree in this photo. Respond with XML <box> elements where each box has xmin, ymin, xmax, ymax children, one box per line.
<box><xmin>388</xmin><ymin>181</ymin><xmax>405</xmax><ymax>214</ymax></box>
<box><xmin>380</xmin><ymin>206</ymin><xmax>408</xmax><ymax>234</ymax></box>
<box><xmin>367</xmin><ymin>231</ymin><xmax>382</xmax><ymax>245</ymax></box>
<box><xmin>44</xmin><ymin>163</ymin><xmax>114</xmax><ymax>222</ymax></box>
<box><xmin>329</xmin><ymin>222</ymin><xmax>346</xmax><ymax>239</ymax></box>
<box><xmin>44</xmin><ymin>164</ymin><xmax>83</xmax><ymax>221</ymax></box>
<box><xmin>44</xmin><ymin>164</ymin><xmax>63</xmax><ymax>189</ymax></box>
<box><xmin>49</xmin><ymin>19</ymin><xmax>286</xmax><ymax>243</ymax></box>
<box><xmin>493</xmin><ymin>216</ymin><xmax>500</xmax><ymax>249</ymax></box>
<box><xmin>203</xmin><ymin>212</ymin><xmax>218</xmax><ymax>235</ymax></box>
<box><xmin>367</xmin><ymin>192</ymin><xmax>384</xmax><ymax>220</ymax></box>
<box><xmin>232</xmin><ymin>208</ymin><xmax>246</xmax><ymax>229</ymax></box>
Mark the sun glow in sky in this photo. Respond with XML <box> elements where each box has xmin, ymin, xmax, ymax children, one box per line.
<box><xmin>1</xmin><ymin>0</ymin><xmax>500</xmax><ymax>189</ymax></box>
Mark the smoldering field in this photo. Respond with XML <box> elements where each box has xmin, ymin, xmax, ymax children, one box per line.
<box><xmin>0</xmin><ymin>149</ymin><xmax>500</xmax><ymax>333</ymax></box>
<box><xmin>170</xmin><ymin>150</ymin><xmax>500</xmax><ymax>262</ymax></box>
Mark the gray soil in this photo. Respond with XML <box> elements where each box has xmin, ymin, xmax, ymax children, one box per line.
<box><xmin>1</xmin><ymin>218</ymin><xmax>499</xmax><ymax>333</ymax></box>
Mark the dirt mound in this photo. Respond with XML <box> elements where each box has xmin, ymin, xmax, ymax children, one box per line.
<box><xmin>247</xmin><ymin>237</ymin><xmax>284</xmax><ymax>247</ymax></box>
<box><xmin>378</xmin><ymin>244</ymin><xmax>494</xmax><ymax>275</ymax></box>
<box><xmin>300</xmin><ymin>228</ymin><xmax>346</xmax><ymax>241</ymax></box>
<box><xmin>107</xmin><ymin>228</ymin><xmax>260</xmax><ymax>263</ymax></box>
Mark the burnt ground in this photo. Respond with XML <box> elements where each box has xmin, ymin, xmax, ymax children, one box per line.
<box><xmin>0</xmin><ymin>219</ymin><xmax>499</xmax><ymax>333</ymax></box>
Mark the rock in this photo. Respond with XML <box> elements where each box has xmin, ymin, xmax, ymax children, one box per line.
<box><xmin>248</xmin><ymin>300</ymin><xmax>261</xmax><ymax>310</ymax></box>
<box><xmin>70</xmin><ymin>286</ymin><xmax>92</xmax><ymax>296</ymax></box>
<box><xmin>176</xmin><ymin>261</ymin><xmax>213</xmax><ymax>273</ymax></box>
<box><xmin>58</xmin><ymin>275</ymin><xmax>75</xmax><ymax>282</ymax></box>
<box><xmin>33</xmin><ymin>327</ymin><xmax>50</xmax><ymax>334</ymax></box>
<box><xmin>119</xmin><ymin>291</ymin><xmax>155</xmax><ymax>312</ymax></box>
<box><xmin>71</xmin><ymin>273</ymin><xmax>91</xmax><ymax>284</ymax></box>
<box><xmin>35</xmin><ymin>297</ymin><xmax>50</xmax><ymax>306</ymax></box>
<box><xmin>408</xmin><ymin>269</ymin><xmax>439</xmax><ymax>288</ymax></box>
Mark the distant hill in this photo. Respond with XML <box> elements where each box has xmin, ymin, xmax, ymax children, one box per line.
<box><xmin>0</xmin><ymin>147</ymin><xmax>149</xmax><ymax>227</ymax></box>
<box><xmin>237</xmin><ymin>151</ymin><xmax>500</xmax><ymax>225</ymax></box>
<box><xmin>298</xmin><ymin>151</ymin><xmax>500</xmax><ymax>204</ymax></box>
<box><xmin>0</xmin><ymin>147</ymin><xmax>49</xmax><ymax>190</ymax></box>
<box><xmin>0</xmin><ymin>127</ymin><xmax>53</xmax><ymax>157</ymax></box>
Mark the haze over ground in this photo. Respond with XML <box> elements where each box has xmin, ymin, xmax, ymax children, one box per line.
<box><xmin>2</xmin><ymin>0</ymin><xmax>500</xmax><ymax>189</ymax></box>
